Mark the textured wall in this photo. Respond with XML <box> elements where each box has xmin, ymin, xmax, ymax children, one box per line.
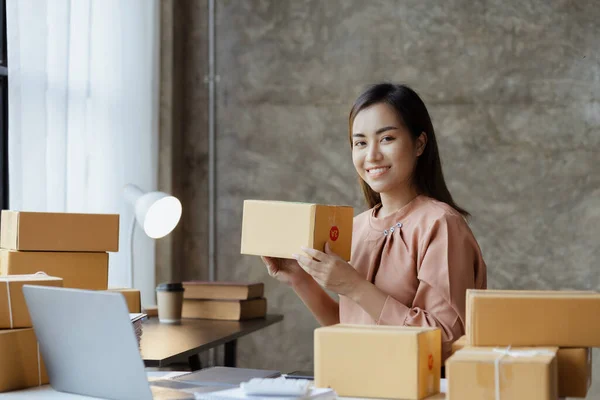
<box><xmin>158</xmin><ymin>0</ymin><xmax>210</xmax><ymax>286</ymax></box>
<box><xmin>161</xmin><ymin>1</ymin><xmax>600</xmax><ymax>396</ymax></box>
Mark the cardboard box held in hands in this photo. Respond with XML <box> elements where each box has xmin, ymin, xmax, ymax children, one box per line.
<box><xmin>241</xmin><ymin>200</ymin><xmax>353</xmax><ymax>260</ymax></box>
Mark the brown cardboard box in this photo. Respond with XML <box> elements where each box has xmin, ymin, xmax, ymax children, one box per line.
<box><xmin>449</xmin><ymin>336</ymin><xmax>591</xmax><ymax>398</ymax></box>
<box><xmin>0</xmin><ymin>250</ymin><xmax>109</xmax><ymax>290</ymax></box>
<box><xmin>0</xmin><ymin>328</ymin><xmax>49</xmax><ymax>392</ymax></box>
<box><xmin>241</xmin><ymin>200</ymin><xmax>353</xmax><ymax>260</ymax></box>
<box><xmin>315</xmin><ymin>324</ymin><xmax>441</xmax><ymax>400</ymax></box>
<box><xmin>0</xmin><ymin>274</ymin><xmax>63</xmax><ymax>328</ymax></box>
<box><xmin>466</xmin><ymin>289</ymin><xmax>600</xmax><ymax>347</ymax></box>
<box><xmin>0</xmin><ymin>210</ymin><xmax>119</xmax><ymax>252</ymax></box>
<box><xmin>107</xmin><ymin>288</ymin><xmax>141</xmax><ymax>313</ymax></box>
<box><xmin>143</xmin><ymin>305</ymin><xmax>158</xmax><ymax>318</ymax></box>
<box><xmin>446</xmin><ymin>347</ymin><xmax>558</xmax><ymax>400</ymax></box>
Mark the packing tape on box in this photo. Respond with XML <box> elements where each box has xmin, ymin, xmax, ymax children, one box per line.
<box><xmin>328</xmin><ymin>207</ymin><xmax>337</xmax><ymax>227</ymax></box>
<box><xmin>4</xmin><ymin>272</ymin><xmax>49</xmax><ymax>328</ymax></box>
<box><xmin>461</xmin><ymin>347</ymin><xmax>556</xmax><ymax>400</ymax></box>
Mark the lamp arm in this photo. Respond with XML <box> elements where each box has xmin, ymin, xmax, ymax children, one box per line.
<box><xmin>129</xmin><ymin>214</ymin><xmax>136</xmax><ymax>288</ymax></box>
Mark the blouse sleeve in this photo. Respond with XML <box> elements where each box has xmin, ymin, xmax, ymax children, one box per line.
<box><xmin>375</xmin><ymin>213</ymin><xmax>481</xmax><ymax>358</ymax></box>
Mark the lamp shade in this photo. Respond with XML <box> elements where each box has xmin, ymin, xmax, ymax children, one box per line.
<box><xmin>124</xmin><ymin>184</ymin><xmax>182</xmax><ymax>239</ymax></box>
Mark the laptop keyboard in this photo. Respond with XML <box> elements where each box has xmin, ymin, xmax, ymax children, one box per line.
<box><xmin>150</xmin><ymin>385</ymin><xmax>196</xmax><ymax>400</ymax></box>
<box><xmin>150</xmin><ymin>380</ymin><xmax>228</xmax><ymax>400</ymax></box>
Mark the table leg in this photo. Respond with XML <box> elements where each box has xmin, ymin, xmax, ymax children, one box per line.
<box><xmin>224</xmin><ymin>340</ymin><xmax>237</xmax><ymax>367</ymax></box>
<box><xmin>188</xmin><ymin>353</ymin><xmax>202</xmax><ymax>371</ymax></box>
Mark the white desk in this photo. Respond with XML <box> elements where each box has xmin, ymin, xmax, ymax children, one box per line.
<box><xmin>0</xmin><ymin>372</ymin><xmax>448</xmax><ymax>399</ymax></box>
<box><xmin>0</xmin><ymin>371</ymin><xmax>187</xmax><ymax>399</ymax></box>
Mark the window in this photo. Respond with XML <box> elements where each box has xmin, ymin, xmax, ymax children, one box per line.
<box><xmin>0</xmin><ymin>0</ymin><xmax>8</xmax><ymax>210</ymax></box>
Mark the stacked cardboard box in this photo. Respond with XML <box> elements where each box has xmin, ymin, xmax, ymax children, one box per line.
<box><xmin>446</xmin><ymin>289</ymin><xmax>596</xmax><ymax>399</ymax></box>
<box><xmin>181</xmin><ymin>281</ymin><xmax>267</xmax><ymax>320</ymax></box>
<box><xmin>0</xmin><ymin>274</ymin><xmax>64</xmax><ymax>392</ymax></box>
<box><xmin>0</xmin><ymin>211</ymin><xmax>119</xmax><ymax>290</ymax></box>
<box><xmin>0</xmin><ymin>211</ymin><xmax>118</xmax><ymax>393</ymax></box>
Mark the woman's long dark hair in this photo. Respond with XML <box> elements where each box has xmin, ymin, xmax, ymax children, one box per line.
<box><xmin>349</xmin><ymin>83</ymin><xmax>469</xmax><ymax>217</ymax></box>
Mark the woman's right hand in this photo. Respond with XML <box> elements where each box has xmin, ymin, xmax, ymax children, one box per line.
<box><xmin>261</xmin><ymin>256</ymin><xmax>311</xmax><ymax>288</ymax></box>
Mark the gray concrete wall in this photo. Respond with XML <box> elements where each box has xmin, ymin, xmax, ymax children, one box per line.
<box><xmin>159</xmin><ymin>1</ymin><xmax>600</xmax><ymax>397</ymax></box>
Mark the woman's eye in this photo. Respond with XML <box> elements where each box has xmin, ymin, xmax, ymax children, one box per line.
<box><xmin>353</xmin><ymin>141</ymin><xmax>366</xmax><ymax>147</ymax></box>
<box><xmin>381</xmin><ymin>136</ymin><xmax>394</xmax><ymax>142</ymax></box>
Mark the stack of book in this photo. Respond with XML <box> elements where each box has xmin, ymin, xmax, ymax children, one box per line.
<box><xmin>181</xmin><ymin>282</ymin><xmax>266</xmax><ymax>321</ymax></box>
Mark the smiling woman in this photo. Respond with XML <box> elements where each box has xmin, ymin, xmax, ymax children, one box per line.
<box><xmin>341</xmin><ymin>84</ymin><xmax>487</xmax><ymax>361</ymax></box>
<box><xmin>262</xmin><ymin>83</ymin><xmax>487</xmax><ymax>367</ymax></box>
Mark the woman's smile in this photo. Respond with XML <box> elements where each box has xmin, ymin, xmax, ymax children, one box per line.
<box><xmin>366</xmin><ymin>166</ymin><xmax>391</xmax><ymax>178</ymax></box>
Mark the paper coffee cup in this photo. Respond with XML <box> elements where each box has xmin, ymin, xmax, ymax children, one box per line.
<box><xmin>156</xmin><ymin>282</ymin><xmax>184</xmax><ymax>324</ymax></box>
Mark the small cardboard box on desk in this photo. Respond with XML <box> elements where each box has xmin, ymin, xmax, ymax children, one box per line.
<box><xmin>240</xmin><ymin>200</ymin><xmax>353</xmax><ymax>260</ymax></box>
<box><xmin>0</xmin><ymin>210</ymin><xmax>119</xmax><ymax>290</ymax></box>
<box><xmin>450</xmin><ymin>335</ymin><xmax>592</xmax><ymax>399</ymax></box>
<box><xmin>0</xmin><ymin>274</ymin><xmax>62</xmax><ymax>392</ymax></box>
<box><xmin>314</xmin><ymin>324</ymin><xmax>441</xmax><ymax>400</ymax></box>
<box><xmin>446</xmin><ymin>347</ymin><xmax>558</xmax><ymax>400</ymax></box>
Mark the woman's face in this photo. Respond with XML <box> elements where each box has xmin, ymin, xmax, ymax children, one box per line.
<box><xmin>351</xmin><ymin>103</ymin><xmax>424</xmax><ymax>196</ymax></box>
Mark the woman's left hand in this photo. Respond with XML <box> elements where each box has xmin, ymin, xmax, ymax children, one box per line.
<box><xmin>293</xmin><ymin>242</ymin><xmax>362</xmax><ymax>296</ymax></box>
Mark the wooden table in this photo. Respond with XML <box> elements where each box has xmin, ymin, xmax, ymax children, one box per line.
<box><xmin>140</xmin><ymin>314</ymin><xmax>283</xmax><ymax>370</ymax></box>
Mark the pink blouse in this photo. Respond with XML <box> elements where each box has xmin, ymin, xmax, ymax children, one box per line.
<box><xmin>339</xmin><ymin>195</ymin><xmax>487</xmax><ymax>361</ymax></box>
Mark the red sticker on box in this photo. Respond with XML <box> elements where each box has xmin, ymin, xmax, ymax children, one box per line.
<box><xmin>329</xmin><ymin>226</ymin><xmax>339</xmax><ymax>241</ymax></box>
<box><xmin>428</xmin><ymin>354</ymin><xmax>433</xmax><ymax>370</ymax></box>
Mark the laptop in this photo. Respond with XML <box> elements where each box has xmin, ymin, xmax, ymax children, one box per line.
<box><xmin>22</xmin><ymin>285</ymin><xmax>224</xmax><ymax>400</ymax></box>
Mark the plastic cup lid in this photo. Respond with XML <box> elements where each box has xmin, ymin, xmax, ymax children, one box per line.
<box><xmin>156</xmin><ymin>282</ymin><xmax>184</xmax><ymax>292</ymax></box>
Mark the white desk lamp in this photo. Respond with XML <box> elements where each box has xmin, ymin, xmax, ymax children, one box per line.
<box><xmin>124</xmin><ymin>184</ymin><xmax>182</xmax><ymax>288</ymax></box>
